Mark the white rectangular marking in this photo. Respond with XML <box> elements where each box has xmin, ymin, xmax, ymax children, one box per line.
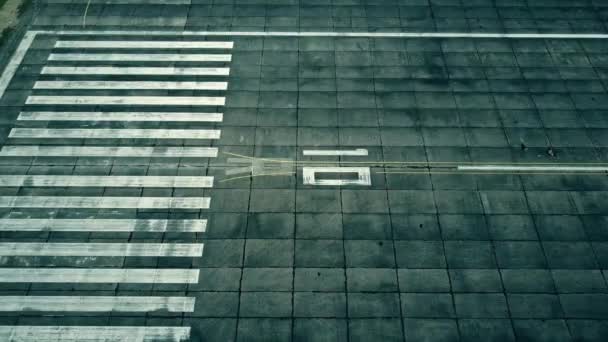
<box><xmin>34</xmin><ymin>81</ymin><xmax>228</xmax><ymax>91</ymax></box>
<box><xmin>303</xmin><ymin>148</ymin><xmax>368</xmax><ymax>156</ymax></box>
<box><xmin>26</xmin><ymin>96</ymin><xmax>225</xmax><ymax>106</ymax></box>
<box><xmin>457</xmin><ymin>165</ymin><xmax>608</xmax><ymax>172</ymax></box>
<box><xmin>18</xmin><ymin>111</ymin><xmax>223</xmax><ymax>122</ymax></box>
<box><xmin>0</xmin><ymin>268</ymin><xmax>199</xmax><ymax>283</ymax></box>
<box><xmin>0</xmin><ymin>196</ymin><xmax>211</xmax><ymax>209</ymax></box>
<box><xmin>49</xmin><ymin>53</ymin><xmax>232</xmax><ymax>62</ymax></box>
<box><xmin>0</xmin><ymin>146</ymin><xmax>218</xmax><ymax>158</ymax></box>
<box><xmin>0</xmin><ymin>326</ymin><xmax>190</xmax><ymax>342</ymax></box>
<box><xmin>55</xmin><ymin>40</ymin><xmax>234</xmax><ymax>49</ymax></box>
<box><xmin>49</xmin><ymin>0</ymin><xmax>191</xmax><ymax>3</ymax></box>
<box><xmin>10</xmin><ymin>128</ymin><xmax>221</xmax><ymax>139</ymax></box>
<box><xmin>303</xmin><ymin>167</ymin><xmax>372</xmax><ymax>186</ymax></box>
<box><xmin>0</xmin><ymin>296</ymin><xmax>195</xmax><ymax>312</ymax></box>
<box><xmin>0</xmin><ymin>219</ymin><xmax>207</xmax><ymax>232</ymax></box>
<box><xmin>41</xmin><ymin>66</ymin><xmax>230</xmax><ymax>76</ymax></box>
<box><xmin>0</xmin><ymin>243</ymin><xmax>204</xmax><ymax>257</ymax></box>
<box><xmin>0</xmin><ymin>175</ymin><xmax>213</xmax><ymax>188</ymax></box>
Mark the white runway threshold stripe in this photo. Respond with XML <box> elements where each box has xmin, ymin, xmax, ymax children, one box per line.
<box><xmin>48</xmin><ymin>0</ymin><xmax>191</xmax><ymax>3</ymax></box>
<box><xmin>0</xmin><ymin>196</ymin><xmax>210</xmax><ymax>209</ymax></box>
<box><xmin>55</xmin><ymin>40</ymin><xmax>234</xmax><ymax>49</ymax></box>
<box><xmin>49</xmin><ymin>53</ymin><xmax>232</xmax><ymax>62</ymax></box>
<box><xmin>26</xmin><ymin>95</ymin><xmax>225</xmax><ymax>106</ymax></box>
<box><xmin>0</xmin><ymin>175</ymin><xmax>213</xmax><ymax>188</ymax></box>
<box><xmin>0</xmin><ymin>243</ymin><xmax>204</xmax><ymax>257</ymax></box>
<box><xmin>41</xmin><ymin>66</ymin><xmax>230</xmax><ymax>76</ymax></box>
<box><xmin>0</xmin><ymin>146</ymin><xmax>219</xmax><ymax>158</ymax></box>
<box><xmin>0</xmin><ymin>219</ymin><xmax>207</xmax><ymax>232</ymax></box>
<box><xmin>34</xmin><ymin>81</ymin><xmax>228</xmax><ymax>91</ymax></box>
<box><xmin>0</xmin><ymin>326</ymin><xmax>190</xmax><ymax>342</ymax></box>
<box><xmin>303</xmin><ymin>148</ymin><xmax>368</xmax><ymax>156</ymax></box>
<box><xmin>0</xmin><ymin>296</ymin><xmax>195</xmax><ymax>312</ymax></box>
<box><xmin>457</xmin><ymin>165</ymin><xmax>608</xmax><ymax>172</ymax></box>
<box><xmin>10</xmin><ymin>128</ymin><xmax>221</xmax><ymax>139</ymax></box>
<box><xmin>0</xmin><ymin>268</ymin><xmax>200</xmax><ymax>283</ymax></box>
<box><xmin>18</xmin><ymin>111</ymin><xmax>224</xmax><ymax>122</ymax></box>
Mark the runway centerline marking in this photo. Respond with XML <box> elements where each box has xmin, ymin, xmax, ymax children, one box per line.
<box><xmin>457</xmin><ymin>165</ymin><xmax>608</xmax><ymax>172</ymax></box>
<box><xmin>219</xmin><ymin>151</ymin><xmax>608</xmax><ymax>183</ymax></box>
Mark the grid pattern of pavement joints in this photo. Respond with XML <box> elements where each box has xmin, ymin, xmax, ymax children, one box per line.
<box><xmin>1</xmin><ymin>8</ymin><xmax>608</xmax><ymax>342</ymax></box>
<box><xmin>31</xmin><ymin>0</ymin><xmax>608</xmax><ymax>33</ymax></box>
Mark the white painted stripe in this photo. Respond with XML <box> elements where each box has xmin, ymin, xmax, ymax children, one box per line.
<box><xmin>457</xmin><ymin>165</ymin><xmax>608</xmax><ymax>172</ymax></box>
<box><xmin>0</xmin><ymin>219</ymin><xmax>207</xmax><ymax>232</ymax></box>
<box><xmin>0</xmin><ymin>196</ymin><xmax>210</xmax><ymax>209</ymax></box>
<box><xmin>41</xmin><ymin>66</ymin><xmax>230</xmax><ymax>76</ymax></box>
<box><xmin>34</xmin><ymin>81</ymin><xmax>228</xmax><ymax>90</ymax></box>
<box><xmin>26</xmin><ymin>96</ymin><xmax>225</xmax><ymax>106</ymax></box>
<box><xmin>49</xmin><ymin>30</ymin><xmax>608</xmax><ymax>39</ymax></box>
<box><xmin>0</xmin><ymin>243</ymin><xmax>204</xmax><ymax>257</ymax></box>
<box><xmin>0</xmin><ymin>146</ymin><xmax>218</xmax><ymax>158</ymax></box>
<box><xmin>303</xmin><ymin>167</ymin><xmax>372</xmax><ymax>186</ymax></box>
<box><xmin>55</xmin><ymin>40</ymin><xmax>233</xmax><ymax>49</ymax></box>
<box><xmin>0</xmin><ymin>268</ymin><xmax>199</xmax><ymax>283</ymax></box>
<box><xmin>303</xmin><ymin>149</ymin><xmax>368</xmax><ymax>156</ymax></box>
<box><xmin>49</xmin><ymin>53</ymin><xmax>231</xmax><ymax>62</ymax></box>
<box><xmin>10</xmin><ymin>128</ymin><xmax>221</xmax><ymax>139</ymax></box>
<box><xmin>0</xmin><ymin>31</ymin><xmax>37</xmax><ymax>102</ymax></box>
<box><xmin>0</xmin><ymin>296</ymin><xmax>195</xmax><ymax>312</ymax></box>
<box><xmin>0</xmin><ymin>326</ymin><xmax>190</xmax><ymax>342</ymax></box>
<box><xmin>0</xmin><ymin>32</ymin><xmax>37</xmax><ymax>102</ymax></box>
<box><xmin>0</xmin><ymin>175</ymin><xmax>213</xmax><ymax>188</ymax></box>
<box><xmin>47</xmin><ymin>0</ymin><xmax>191</xmax><ymax>3</ymax></box>
<box><xmin>18</xmin><ymin>111</ymin><xmax>223</xmax><ymax>122</ymax></box>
